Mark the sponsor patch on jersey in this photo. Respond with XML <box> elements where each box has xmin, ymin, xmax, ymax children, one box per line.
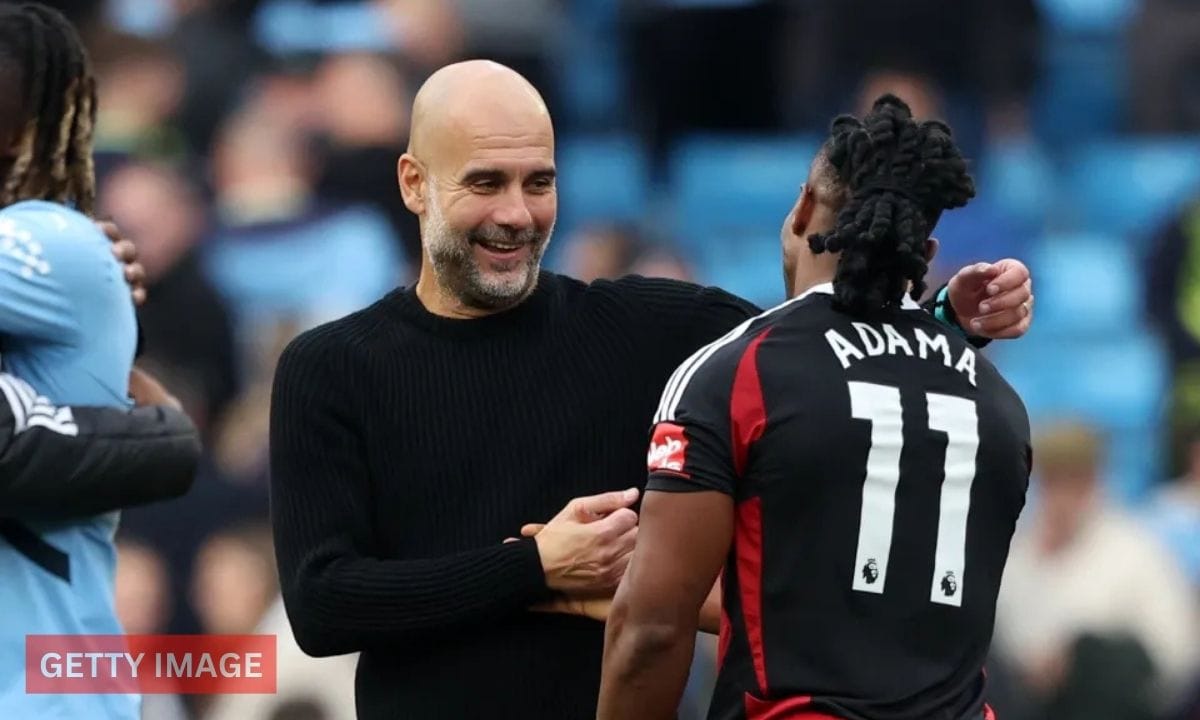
<box><xmin>647</xmin><ymin>422</ymin><xmax>689</xmax><ymax>473</ymax></box>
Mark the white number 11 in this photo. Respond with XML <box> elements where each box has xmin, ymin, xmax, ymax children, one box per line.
<box><xmin>848</xmin><ymin>381</ymin><xmax>979</xmax><ymax>608</ymax></box>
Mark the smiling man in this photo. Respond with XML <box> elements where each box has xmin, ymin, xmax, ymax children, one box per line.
<box><xmin>269</xmin><ymin>61</ymin><xmax>1035</xmax><ymax>720</ymax></box>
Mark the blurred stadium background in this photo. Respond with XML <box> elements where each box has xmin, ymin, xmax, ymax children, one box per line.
<box><xmin>39</xmin><ymin>0</ymin><xmax>1200</xmax><ymax>718</ymax></box>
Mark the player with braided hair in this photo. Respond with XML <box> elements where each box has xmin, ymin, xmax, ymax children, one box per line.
<box><xmin>0</xmin><ymin>5</ymin><xmax>177</xmax><ymax>719</ymax></box>
<box><xmin>600</xmin><ymin>96</ymin><xmax>1030</xmax><ymax>720</ymax></box>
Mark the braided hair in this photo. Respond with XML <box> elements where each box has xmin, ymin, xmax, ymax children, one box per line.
<box><xmin>809</xmin><ymin>94</ymin><xmax>975</xmax><ymax>316</ymax></box>
<box><xmin>0</xmin><ymin>2</ymin><xmax>97</xmax><ymax>215</ymax></box>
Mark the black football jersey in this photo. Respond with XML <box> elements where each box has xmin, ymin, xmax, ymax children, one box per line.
<box><xmin>645</xmin><ymin>283</ymin><xmax>1031</xmax><ymax>720</ymax></box>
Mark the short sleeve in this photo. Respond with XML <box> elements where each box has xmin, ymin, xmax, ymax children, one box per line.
<box><xmin>645</xmin><ymin>344</ymin><xmax>740</xmax><ymax>497</ymax></box>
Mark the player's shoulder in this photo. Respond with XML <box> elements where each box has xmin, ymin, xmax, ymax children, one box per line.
<box><xmin>0</xmin><ymin>200</ymin><xmax>105</xmax><ymax>245</ymax></box>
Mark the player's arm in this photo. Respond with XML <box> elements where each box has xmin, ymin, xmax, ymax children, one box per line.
<box><xmin>599</xmin><ymin>349</ymin><xmax>741</xmax><ymax>719</ymax></box>
<box><xmin>0</xmin><ymin>372</ymin><xmax>200</xmax><ymax>519</ymax></box>
<box><xmin>598</xmin><ymin>489</ymin><xmax>733</xmax><ymax>720</ymax></box>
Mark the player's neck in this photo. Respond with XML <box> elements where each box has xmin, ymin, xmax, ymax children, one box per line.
<box><xmin>788</xmin><ymin>260</ymin><xmax>837</xmax><ymax>299</ymax></box>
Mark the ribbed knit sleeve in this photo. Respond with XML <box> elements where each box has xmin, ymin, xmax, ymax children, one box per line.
<box><xmin>268</xmin><ymin>327</ymin><xmax>552</xmax><ymax>657</ymax></box>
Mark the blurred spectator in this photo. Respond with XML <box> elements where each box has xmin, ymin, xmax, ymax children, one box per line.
<box><xmin>994</xmin><ymin>422</ymin><xmax>1200</xmax><ymax>718</ymax></box>
<box><xmin>628</xmin><ymin>245</ymin><xmax>695</xmax><ymax>283</ymax></box>
<box><xmin>98</xmin><ymin>161</ymin><xmax>239</xmax><ymax>443</ymax></box>
<box><xmin>90</xmin><ymin>32</ymin><xmax>189</xmax><ymax>168</ymax></box>
<box><xmin>1147</xmin><ymin>200</ymin><xmax>1200</xmax><ymax>473</ymax></box>
<box><xmin>1143</xmin><ymin>421</ymin><xmax>1200</xmax><ymax>587</ymax></box>
<box><xmin>114</xmin><ymin>539</ymin><xmax>190</xmax><ymax>720</ymax></box>
<box><xmin>561</xmin><ymin>224</ymin><xmax>642</xmax><ymax>282</ymax></box>
<box><xmin>788</xmin><ymin>0</ymin><xmax>1040</xmax><ymax>142</ymax></box>
<box><xmin>374</xmin><ymin>0</ymin><xmax>465</xmax><ymax>69</ymax></box>
<box><xmin>115</xmin><ymin>539</ymin><xmax>172</xmax><ymax>635</ymax></box>
<box><xmin>170</xmin><ymin>0</ymin><xmax>268</xmax><ymax>153</ymax></box>
<box><xmin>203</xmin><ymin>597</ymin><xmax>357</xmax><ymax>720</ymax></box>
<box><xmin>848</xmin><ymin>70</ymin><xmax>1032</xmax><ymax>284</ymax></box>
<box><xmin>625</xmin><ymin>0</ymin><xmax>791</xmax><ymax>162</ymax></box>
<box><xmin>311</xmin><ymin>51</ymin><xmax>421</xmax><ymax>265</ymax></box>
<box><xmin>203</xmin><ymin>99</ymin><xmax>405</xmax><ymax>339</ymax></box>
<box><xmin>191</xmin><ymin>523</ymin><xmax>278</xmax><ymax>636</ymax></box>
<box><xmin>1130</xmin><ymin>0</ymin><xmax>1200</xmax><ymax>134</ymax></box>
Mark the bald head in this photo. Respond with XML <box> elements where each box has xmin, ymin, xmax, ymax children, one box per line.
<box><xmin>409</xmin><ymin>60</ymin><xmax>552</xmax><ymax>169</ymax></box>
<box><xmin>398</xmin><ymin>60</ymin><xmax>558</xmax><ymax>318</ymax></box>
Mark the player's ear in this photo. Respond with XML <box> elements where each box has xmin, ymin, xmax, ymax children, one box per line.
<box><xmin>924</xmin><ymin>236</ymin><xmax>940</xmax><ymax>264</ymax></box>
<box><xmin>398</xmin><ymin>153</ymin><xmax>427</xmax><ymax>215</ymax></box>
<box><xmin>791</xmin><ymin>183</ymin><xmax>816</xmax><ymax>237</ymax></box>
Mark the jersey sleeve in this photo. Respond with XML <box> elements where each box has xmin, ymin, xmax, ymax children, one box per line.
<box><xmin>645</xmin><ymin>345</ymin><xmax>740</xmax><ymax>496</ymax></box>
<box><xmin>0</xmin><ymin>213</ymin><xmax>77</xmax><ymax>341</ymax></box>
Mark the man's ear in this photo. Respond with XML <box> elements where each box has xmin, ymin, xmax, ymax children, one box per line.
<box><xmin>924</xmin><ymin>236</ymin><xmax>940</xmax><ymax>264</ymax></box>
<box><xmin>398</xmin><ymin>153</ymin><xmax>427</xmax><ymax>215</ymax></box>
<box><xmin>791</xmin><ymin>183</ymin><xmax>816</xmax><ymax>237</ymax></box>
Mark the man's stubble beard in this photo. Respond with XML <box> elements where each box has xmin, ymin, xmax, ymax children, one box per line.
<box><xmin>423</xmin><ymin>189</ymin><xmax>552</xmax><ymax>312</ymax></box>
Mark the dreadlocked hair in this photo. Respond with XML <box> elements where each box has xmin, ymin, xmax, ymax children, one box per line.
<box><xmin>0</xmin><ymin>3</ymin><xmax>97</xmax><ymax>215</ymax></box>
<box><xmin>808</xmin><ymin>94</ymin><xmax>975</xmax><ymax>316</ymax></box>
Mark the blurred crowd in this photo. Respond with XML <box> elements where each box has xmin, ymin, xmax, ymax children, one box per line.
<box><xmin>27</xmin><ymin>0</ymin><xmax>1200</xmax><ymax>718</ymax></box>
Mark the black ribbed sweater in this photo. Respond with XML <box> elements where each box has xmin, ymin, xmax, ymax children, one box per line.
<box><xmin>268</xmin><ymin>272</ymin><xmax>758</xmax><ymax>719</ymax></box>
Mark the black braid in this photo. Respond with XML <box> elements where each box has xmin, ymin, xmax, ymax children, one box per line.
<box><xmin>0</xmin><ymin>2</ymin><xmax>97</xmax><ymax>214</ymax></box>
<box><xmin>808</xmin><ymin>94</ymin><xmax>975</xmax><ymax>316</ymax></box>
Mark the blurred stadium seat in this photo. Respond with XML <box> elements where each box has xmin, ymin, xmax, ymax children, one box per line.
<box><xmin>1027</xmin><ymin>232</ymin><xmax>1141</xmax><ymax>336</ymax></box>
<box><xmin>978</xmin><ymin>139</ymin><xmax>1057</xmax><ymax>230</ymax></box>
<box><xmin>1036</xmin><ymin>0</ymin><xmax>1137</xmax><ymax>35</ymax></box>
<box><xmin>670</xmin><ymin>134</ymin><xmax>821</xmax><ymax>245</ymax></box>
<box><xmin>1065</xmin><ymin>139</ymin><xmax>1200</xmax><ymax>240</ymax></box>
<box><xmin>555</xmin><ymin>134</ymin><xmax>652</xmax><ymax>234</ymax></box>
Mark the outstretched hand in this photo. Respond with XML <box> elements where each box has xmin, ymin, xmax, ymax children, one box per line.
<box><xmin>947</xmin><ymin>259</ymin><xmax>1033</xmax><ymax>339</ymax></box>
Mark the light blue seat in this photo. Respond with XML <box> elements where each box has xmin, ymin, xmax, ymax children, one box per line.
<box><xmin>556</xmin><ymin>134</ymin><xmax>651</xmax><ymax>230</ymax></box>
<box><xmin>1065</xmin><ymin>139</ymin><xmax>1200</xmax><ymax>239</ymax></box>
<box><xmin>670</xmin><ymin>135</ymin><xmax>822</xmax><ymax>246</ymax></box>
<box><xmin>691</xmin><ymin>231</ymin><xmax>785</xmax><ymax>310</ymax></box>
<box><xmin>1036</xmin><ymin>0</ymin><xmax>1137</xmax><ymax>36</ymax></box>
<box><xmin>1026</xmin><ymin>233</ymin><xmax>1140</xmax><ymax>337</ymax></box>
<box><xmin>978</xmin><ymin>139</ymin><xmax>1057</xmax><ymax>230</ymax></box>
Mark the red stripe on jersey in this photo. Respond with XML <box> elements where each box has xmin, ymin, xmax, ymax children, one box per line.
<box><xmin>720</xmin><ymin>571</ymin><xmax>729</xmax><ymax>672</ymax></box>
<box><xmin>730</xmin><ymin>329</ymin><xmax>771</xmax><ymax>476</ymax></box>
<box><xmin>744</xmin><ymin>693</ymin><xmax>840</xmax><ymax>720</ymax></box>
<box><xmin>736</xmin><ymin>496</ymin><xmax>767</xmax><ymax>694</ymax></box>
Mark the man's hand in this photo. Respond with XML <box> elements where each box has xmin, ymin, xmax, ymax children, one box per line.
<box><xmin>128</xmin><ymin>367</ymin><xmax>182</xmax><ymax>411</ymax></box>
<box><xmin>99</xmin><ymin>220</ymin><xmax>147</xmax><ymax>306</ymax></box>
<box><xmin>947</xmin><ymin>259</ymin><xmax>1033</xmax><ymax>339</ymax></box>
<box><xmin>533</xmin><ymin>488</ymin><xmax>639</xmax><ymax>594</ymax></box>
<box><xmin>530</xmin><ymin>593</ymin><xmax>613</xmax><ymax>622</ymax></box>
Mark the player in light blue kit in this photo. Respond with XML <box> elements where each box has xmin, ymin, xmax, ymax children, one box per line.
<box><xmin>0</xmin><ymin>5</ymin><xmax>142</xmax><ymax>718</ymax></box>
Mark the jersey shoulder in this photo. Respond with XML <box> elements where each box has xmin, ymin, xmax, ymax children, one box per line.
<box><xmin>0</xmin><ymin>201</ymin><xmax>113</xmax><ymax>282</ymax></box>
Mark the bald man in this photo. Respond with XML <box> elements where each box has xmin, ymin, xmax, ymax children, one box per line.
<box><xmin>269</xmin><ymin>61</ymin><xmax>1035</xmax><ymax>720</ymax></box>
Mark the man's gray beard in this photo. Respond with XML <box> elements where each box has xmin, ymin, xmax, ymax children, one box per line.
<box><xmin>424</xmin><ymin>206</ymin><xmax>551</xmax><ymax>312</ymax></box>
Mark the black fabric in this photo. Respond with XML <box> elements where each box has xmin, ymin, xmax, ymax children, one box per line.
<box><xmin>269</xmin><ymin>272</ymin><xmax>759</xmax><ymax>720</ymax></box>
<box><xmin>647</xmin><ymin>291</ymin><xmax>1031</xmax><ymax>720</ymax></box>
<box><xmin>0</xmin><ymin>519</ymin><xmax>69</xmax><ymax>581</ymax></box>
<box><xmin>0</xmin><ymin>385</ymin><xmax>200</xmax><ymax>520</ymax></box>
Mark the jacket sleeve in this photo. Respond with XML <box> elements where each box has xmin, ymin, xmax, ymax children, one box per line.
<box><xmin>0</xmin><ymin>374</ymin><xmax>201</xmax><ymax>519</ymax></box>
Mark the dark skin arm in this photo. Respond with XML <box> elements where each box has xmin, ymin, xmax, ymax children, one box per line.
<box><xmin>597</xmin><ymin>490</ymin><xmax>733</xmax><ymax>720</ymax></box>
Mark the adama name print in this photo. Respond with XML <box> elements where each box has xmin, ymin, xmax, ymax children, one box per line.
<box><xmin>26</xmin><ymin>635</ymin><xmax>276</xmax><ymax>694</ymax></box>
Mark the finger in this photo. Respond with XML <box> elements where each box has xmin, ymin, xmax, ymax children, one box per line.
<box><xmin>613</xmin><ymin>525</ymin><xmax>638</xmax><ymax>555</ymax></box>
<box><xmin>131</xmin><ymin>287</ymin><xmax>147</xmax><ymax>306</ymax></box>
<box><xmin>984</xmin><ymin>260</ymin><xmax>1030</xmax><ymax>296</ymax></box>
<box><xmin>110</xmin><ymin>239</ymin><xmax>137</xmax><ymax>262</ymax></box>
<box><xmin>520</xmin><ymin>523</ymin><xmax>545</xmax><ymax>537</ymax></box>
<box><xmin>977</xmin><ymin>280</ymin><xmax>1032</xmax><ymax>315</ymax></box>
<box><xmin>96</xmin><ymin>219</ymin><xmax>120</xmax><ymax>243</ymax></box>
<box><xmin>969</xmin><ymin>304</ymin><xmax>1029</xmax><ymax>336</ymax></box>
<box><xmin>124</xmin><ymin>262</ymin><xmax>146</xmax><ymax>285</ymax></box>
<box><xmin>569</xmin><ymin>488</ymin><xmax>639</xmax><ymax>520</ymax></box>
<box><xmin>592</xmin><ymin>507</ymin><xmax>638</xmax><ymax>537</ymax></box>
